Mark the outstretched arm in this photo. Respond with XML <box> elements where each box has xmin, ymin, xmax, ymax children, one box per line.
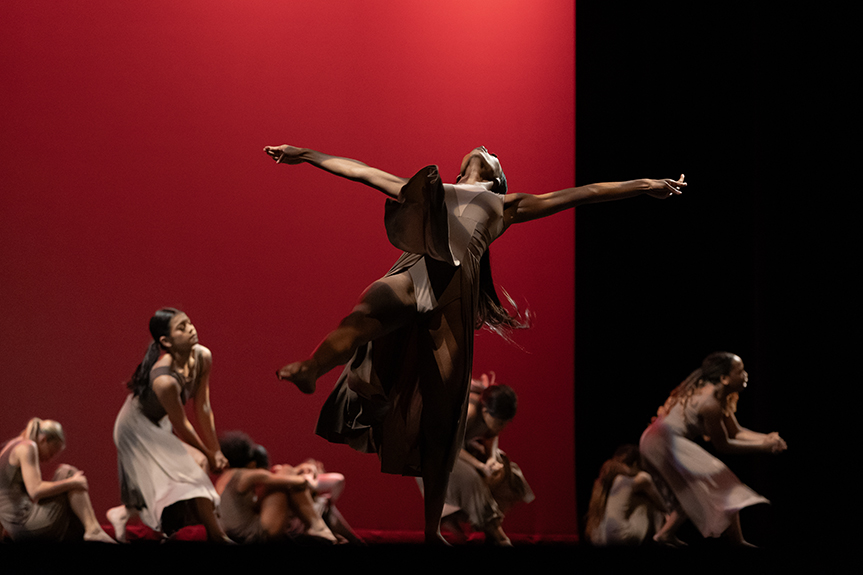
<box><xmin>264</xmin><ymin>145</ymin><xmax>408</xmax><ymax>199</ymax></box>
<box><xmin>503</xmin><ymin>175</ymin><xmax>685</xmax><ymax>226</ymax></box>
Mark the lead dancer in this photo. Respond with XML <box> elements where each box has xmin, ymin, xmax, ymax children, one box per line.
<box><xmin>265</xmin><ymin>144</ymin><xmax>684</xmax><ymax>543</ymax></box>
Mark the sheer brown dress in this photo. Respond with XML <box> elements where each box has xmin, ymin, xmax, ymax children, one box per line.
<box><xmin>315</xmin><ymin>166</ymin><xmax>505</xmax><ymax>479</ymax></box>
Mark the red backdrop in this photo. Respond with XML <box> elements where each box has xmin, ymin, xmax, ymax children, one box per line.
<box><xmin>2</xmin><ymin>1</ymin><xmax>575</xmax><ymax>535</ymax></box>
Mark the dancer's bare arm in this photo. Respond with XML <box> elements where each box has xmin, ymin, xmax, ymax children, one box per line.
<box><xmin>154</xmin><ymin>375</ymin><xmax>221</xmax><ymax>469</ymax></box>
<box><xmin>192</xmin><ymin>347</ymin><xmax>228</xmax><ymax>472</ymax></box>
<box><xmin>16</xmin><ymin>441</ymin><xmax>87</xmax><ymax>501</ymax></box>
<box><xmin>723</xmin><ymin>411</ymin><xmax>787</xmax><ymax>452</ymax></box>
<box><xmin>632</xmin><ymin>471</ymin><xmax>668</xmax><ymax>513</ymax></box>
<box><xmin>236</xmin><ymin>468</ymin><xmax>310</xmax><ymax>493</ymax></box>
<box><xmin>701</xmin><ymin>400</ymin><xmax>786</xmax><ymax>454</ymax></box>
<box><xmin>503</xmin><ymin>175</ymin><xmax>686</xmax><ymax>227</ymax></box>
<box><xmin>264</xmin><ymin>145</ymin><xmax>408</xmax><ymax>199</ymax></box>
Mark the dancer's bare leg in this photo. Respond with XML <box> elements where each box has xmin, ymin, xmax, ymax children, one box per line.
<box><xmin>259</xmin><ymin>467</ymin><xmax>337</xmax><ymax>542</ymax></box>
<box><xmin>324</xmin><ymin>504</ymin><xmax>364</xmax><ymax>544</ymax></box>
<box><xmin>67</xmin><ymin>490</ymin><xmax>116</xmax><ymax>543</ymax></box>
<box><xmin>421</xmin><ymin>446</ymin><xmax>450</xmax><ymax>545</ymax></box>
<box><xmin>194</xmin><ymin>497</ymin><xmax>234</xmax><ymax>543</ymax></box>
<box><xmin>724</xmin><ymin>511</ymin><xmax>756</xmax><ymax>547</ymax></box>
<box><xmin>52</xmin><ymin>465</ymin><xmax>114</xmax><ymax>543</ymax></box>
<box><xmin>653</xmin><ymin>509</ymin><xmax>688</xmax><ymax>547</ymax></box>
<box><xmin>277</xmin><ymin>272</ymin><xmax>417</xmax><ymax>393</ymax></box>
<box><xmin>287</xmin><ymin>489</ymin><xmax>337</xmax><ymax>542</ymax></box>
<box><xmin>258</xmin><ymin>491</ymin><xmax>291</xmax><ymax>538</ymax></box>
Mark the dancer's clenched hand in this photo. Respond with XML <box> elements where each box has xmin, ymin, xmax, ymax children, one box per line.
<box><xmin>264</xmin><ymin>145</ymin><xmax>305</xmax><ymax>164</ymax></box>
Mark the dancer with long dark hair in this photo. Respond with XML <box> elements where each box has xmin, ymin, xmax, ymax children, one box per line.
<box><xmin>640</xmin><ymin>352</ymin><xmax>787</xmax><ymax>546</ymax></box>
<box><xmin>264</xmin><ymin>143</ymin><xmax>685</xmax><ymax>542</ymax></box>
<box><xmin>109</xmin><ymin>308</ymin><xmax>231</xmax><ymax>542</ymax></box>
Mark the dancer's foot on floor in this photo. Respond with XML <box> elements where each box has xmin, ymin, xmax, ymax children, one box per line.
<box><xmin>276</xmin><ymin>359</ymin><xmax>318</xmax><ymax>394</ymax></box>
<box><xmin>654</xmin><ymin>532</ymin><xmax>687</xmax><ymax>547</ymax></box>
<box><xmin>106</xmin><ymin>505</ymin><xmax>128</xmax><ymax>543</ymax></box>
<box><xmin>85</xmin><ymin>526</ymin><xmax>118</xmax><ymax>543</ymax></box>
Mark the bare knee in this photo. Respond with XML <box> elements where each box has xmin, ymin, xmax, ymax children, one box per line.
<box><xmin>53</xmin><ymin>463</ymin><xmax>79</xmax><ymax>480</ymax></box>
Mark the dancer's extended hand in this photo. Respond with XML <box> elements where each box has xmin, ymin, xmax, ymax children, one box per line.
<box><xmin>264</xmin><ymin>145</ymin><xmax>305</xmax><ymax>164</ymax></box>
<box><xmin>645</xmin><ymin>174</ymin><xmax>686</xmax><ymax>199</ymax></box>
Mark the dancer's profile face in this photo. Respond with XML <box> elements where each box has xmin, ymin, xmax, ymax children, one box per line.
<box><xmin>722</xmin><ymin>356</ymin><xmax>748</xmax><ymax>392</ymax></box>
<box><xmin>481</xmin><ymin>408</ymin><xmax>511</xmax><ymax>435</ymax></box>
<box><xmin>161</xmin><ymin>312</ymin><xmax>198</xmax><ymax>351</ymax></box>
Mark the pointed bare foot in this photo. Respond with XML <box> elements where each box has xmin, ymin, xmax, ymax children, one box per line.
<box><xmin>306</xmin><ymin>524</ymin><xmax>338</xmax><ymax>543</ymax></box>
<box><xmin>106</xmin><ymin>505</ymin><xmax>128</xmax><ymax>543</ymax></box>
<box><xmin>276</xmin><ymin>360</ymin><xmax>318</xmax><ymax>394</ymax></box>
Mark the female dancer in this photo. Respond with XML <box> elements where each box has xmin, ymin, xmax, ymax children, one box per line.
<box><xmin>264</xmin><ymin>143</ymin><xmax>685</xmax><ymax>542</ymax></box>
<box><xmin>639</xmin><ymin>352</ymin><xmax>787</xmax><ymax>546</ymax></box>
<box><xmin>215</xmin><ymin>432</ymin><xmax>337</xmax><ymax>543</ymax></box>
<box><xmin>429</xmin><ymin>374</ymin><xmax>534</xmax><ymax>545</ymax></box>
<box><xmin>0</xmin><ymin>418</ymin><xmax>114</xmax><ymax>542</ymax></box>
<box><xmin>584</xmin><ymin>444</ymin><xmax>665</xmax><ymax>546</ymax></box>
<box><xmin>109</xmin><ymin>308</ymin><xmax>231</xmax><ymax>542</ymax></box>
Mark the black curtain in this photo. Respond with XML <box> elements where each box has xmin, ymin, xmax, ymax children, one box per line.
<box><xmin>574</xmin><ymin>4</ymin><xmax>835</xmax><ymax>548</ymax></box>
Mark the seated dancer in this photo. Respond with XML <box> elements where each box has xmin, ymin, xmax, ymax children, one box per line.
<box><xmin>109</xmin><ymin>308</ymin><xmax>231</xmax><ymax>543</ymax></box>
<box><xmin>421</xmin><ymin>373</ymin><xmax>533</xmax><ymax>545</ymax></box>
<box><xmin>292</xmin><ymin>458</ymin><xmax>364</xmax><ymax>544</ymax></box>
<box><xmin>639</xmin><ymin>352</ymin><xmax>787</xmax><ymax>546</ymax></box>
<box><xmin>0</xmin><ymin>418</ymin><xmax>115</xmax><ymax>542</ymax></box>
<box><xmin>584</xmin><ymin>444</ymin><xmax>666</xmax><ymax>546</ymax></box>
<box><xmin>215</xmin><ymin>432</ymin><xmax>338</xmax><ymax>543</ymax></box>
<box><xmin>264</xmin><ymin>143</ymin><xmax>685</xmax><ymax>542</ymax></box>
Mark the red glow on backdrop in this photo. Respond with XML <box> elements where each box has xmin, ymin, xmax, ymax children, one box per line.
<box><xmin>2</xmin><ymin>1</ymin><xmax>574</xmax><ymax>535</ymax></box>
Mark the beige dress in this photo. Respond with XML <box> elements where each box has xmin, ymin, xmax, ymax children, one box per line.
<box><xmin>113</xmin><ymin>346</ymin><xmax>219</xmax><ymax>532</ymax></box>
<box><xmin>640</xmin><ymin>391</ymin><xmax>768</xmax><ymax>537</ymax></box>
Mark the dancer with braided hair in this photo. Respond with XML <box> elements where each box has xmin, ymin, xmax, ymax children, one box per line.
<box><xmin>640</xmin><ymin>352</ymin><xmax>787</xmax><ymax>546</ymax></box>
<box><xmin>264</xmin><ymin>143</ymin><xmax>685</xmax><ymax>543</ymax></box>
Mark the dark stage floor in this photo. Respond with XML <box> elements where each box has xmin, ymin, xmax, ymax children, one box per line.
<box><xmin>0</xmin><ymin>535</ymin><xmax>829</xmax><ymax>575</ymax></box>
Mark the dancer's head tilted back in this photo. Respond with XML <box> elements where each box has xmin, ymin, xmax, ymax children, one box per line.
<box><xmin>127</xmin><ymin>307</ymin><xmax>185</xmax><ymax>396</ymax></box>
<box><xmin>458</xmin><ymin>146</ymin><xmax>507</xmax><ymax>194</ymax></box>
